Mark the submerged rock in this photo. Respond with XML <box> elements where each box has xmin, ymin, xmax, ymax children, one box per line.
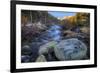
<box><xmin>54</xmin><ymin>38</ymin><xmax>87</xmax><ymax>60</ymax></box>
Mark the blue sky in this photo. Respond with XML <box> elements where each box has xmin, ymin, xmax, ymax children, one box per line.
<box><xmin>48</xmin><ymin>11</ymin><xmax>76</xmax><ymax>18</ymax></box>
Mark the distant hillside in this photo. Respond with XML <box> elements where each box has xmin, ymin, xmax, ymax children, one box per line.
<box><xmin>60</xmin><ymin>13</ymin><xmax>90</xmax><ymax>29</ymax></box>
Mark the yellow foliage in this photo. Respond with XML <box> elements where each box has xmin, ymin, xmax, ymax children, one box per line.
<box><xmin>21</xmin><ymin>15</ymin><xmax>28</xmax><ymax>26</ymax></box>
<box><xmin>61</xmin><ymin>12</ymin><xmax>89</xmax><ymax>28</ymax></box>
<box><xmin>61</xmin><ymin>16</ymin><xmax>77</xmax><ymax>28</ymax></box>
<box><xmin>66</xmin><ymin>16</ymin><xmax>77</xmax><ymax>26</ymax></box>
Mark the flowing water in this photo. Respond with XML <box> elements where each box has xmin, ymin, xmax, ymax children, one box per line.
<box><xmin>39</xmin><ymin>24</ymin><xmax>62</xmax><ymax>43</ymax></box>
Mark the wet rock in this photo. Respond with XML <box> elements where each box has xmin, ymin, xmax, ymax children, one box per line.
<box><xmin>80</xmin><ymin>27</ymin><xmax>90</xmax><ymax>34</ymax></box>
<box><xmin>54</xmin><ymin>38</ymin><xmax>87</xmax><ymax>60</ymax></box>
<box><xmin>71</xmin><ymin>26</ymin><xmax>81</xmax><ymax>33</ymax></box>
<box><xmin>21</xmin><ymin>45</ymin><xmax>32</xmax><ymax>55</ymax></box>
<box><xmin>29</xmin><ymin>42</ymin><xmax>41</xmax><ymax>62</ymax></box>
<box><xmin>39</xmin><ymin>41</ymin><xmax>57</xmax><ymax>55</ymax></box>
<box><xmin>63</xmin><ymin>30</ymin><xmax>78</xmax><ymax>38</ymax></box>
<box><xmin>21</xmin><ymin>55</ymin><xmax>30</xmax><ymax>62</ymax></box>
<box><xmin>35</xmin><ymin>21</ymin><xmax>47</xmax><ymax>30</ymax></box>
<box><xmin>43</xmin><ymin>51</ymin><xmax>59</xmax><ymax>61</ymax></box>
<box><xmin>63</xmin><ymin>30</ymin><xmax>90</xmax><ymax>47</ymax></box>
<box><xmin>38</xmin><ymin>41</ymin><xmax>59</xmax><ymax>61</ymax></box>
<box><xmin>36</xmin><ymin>55</ymin><xmax>47</xmax><ymax>62</ymax></box>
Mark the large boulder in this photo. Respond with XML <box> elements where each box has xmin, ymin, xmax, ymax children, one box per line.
<box><xmin>54</xmin><ymin>38</ymin><xmax>87</xmax><ymax>60</ymax></box>
<box><xmin>39</xmin><ymin>41</ymin><xmax>57</xmax><ymax>55</ymax></box>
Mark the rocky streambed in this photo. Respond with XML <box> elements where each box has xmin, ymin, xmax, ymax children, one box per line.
<box><xmin>21</xmin><ymin>24</ymin><xmax>90</xmax><ymax>63</ymax></box>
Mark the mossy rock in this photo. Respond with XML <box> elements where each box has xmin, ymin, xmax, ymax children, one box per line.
<box><xmin>39</xmin><ymin>41</ymin><xmax>57</xmax><ymax>55</ymax></box>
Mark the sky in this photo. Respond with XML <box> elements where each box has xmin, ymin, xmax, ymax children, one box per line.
<box><xmin>48</xmin><ymin>11</ymin><xmax>76</xmax><ymax>18</ymax></box>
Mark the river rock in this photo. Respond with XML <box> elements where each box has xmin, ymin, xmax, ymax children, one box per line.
<box><xmin>80</xmin><ymin>27</ymin><xmax>90</xmax><ymax>34</ymax></box>
<box><xmin>54</xmin><ymin>38</ymin><xmax>87</xmax><ymax>60</ymax></box>
<box><xmin>63</xmin><ymin>30</ymin><xmax>78</xmax><ymax>38</ymax></box>
<box><xmin>35</xmin><ymin>55</ymin><xmax>47</xmax><ymax>62</ymax></box>
<box><xmin>21</xmin><ymin>45</ymin><xmax>32</xmax><ymax>55</ymax></box>
<box><xmin>29</xmin><ymin>42</ymin><xmax>41</xmax><ymax>62</ymax></box>
<box><xmin>21</xmin><ymin>55</ymin><xmax>30</xmax><ymax>62</ymax></box>
<box><xmin>36</xmin><ymin>21</ymin><xmax>47</xmax><ymax>30</ymax></box>
<box><xmin>39</xmin><ymin>41</ymin><xmax>57</xmax><ymax>55</ymax></box>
